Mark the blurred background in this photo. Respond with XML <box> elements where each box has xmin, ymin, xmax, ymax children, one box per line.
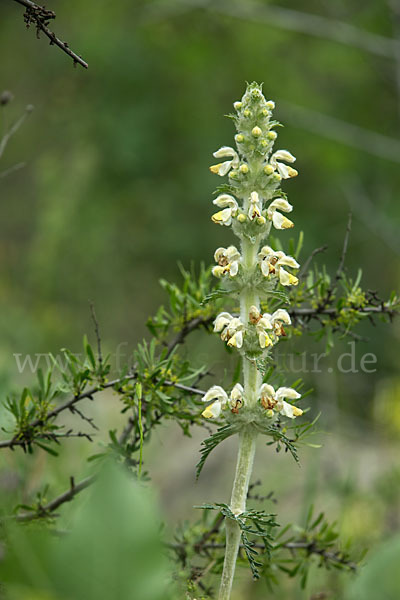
<box><xmin>1</xmin><ymin>0</ymin><xmax>400</xmax><ymax>598</ymax></box>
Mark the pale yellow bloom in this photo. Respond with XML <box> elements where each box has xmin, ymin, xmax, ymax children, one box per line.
<box><xmin>267</xmin><ymin>198</ymin><xmax>294</xmax><ymax>230</ymax></box>
<box><xmin>270</xmin><ymin>150</ymin><xmax>298</xmax><ymax>179</ymax></box>
<box><xmin>214</xmin><ymin>312</ymin><xmax>245</xmax><ymax>349</ymax></box>
<box><xmin>212</xmin><ymin>246</ymin><xmax>241</xmax><ymax>278</ymax></box>
<box><xmin>258</xmin><ymin>246</ymin><xmax>300</xmax><ymax>286</ymax></box>
<box><xmin>210</xmin><ymin>146</ymin><xmax>240</xmax><ymax>176</ymax></box>
<box><xmin>201</xmin><ymin>383</ymin><xmax>246</xmax><ymax>418</ymax></box>
<box><xmin>248</xmin><ymin>191</ymin><xmax>262</xmax><ymax>220</ymax></box>
<box><xmin>201</xmin><ymin>385</ymin><xmax>228</xmax><ymax>418</ymax></box>
<box><xmin>211</xmin><ymin>194</ymin><xmax>238</xmax><ymax>226</ymax></box>
<box><xmin>259</xmin><ymin>384</ymin><xmax>302</xmax><ymax>418</ymax></box>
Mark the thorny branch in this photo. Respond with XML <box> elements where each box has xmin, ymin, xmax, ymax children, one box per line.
<box><xmin>336</xmin><ymin>212</ymin><xmax>352</xmax><ymax>282</ymax></box>
<box><xmin>89</xmin><ymin>301</ymin><xmax>103</xmax><ymax>373</ymax></box>
<box><xmin>12</xmin><ymin>0</ymin><xmax>88</xmax><ymax>69</ymax></box>
<box><xmin>166</xmin><ymin>316</ymin><xmax>212</xmax><ymax>357</ymax></box>
<box><xmin>15</xmin><ymin>475</ymin><xmax>95</xmax><ymax>521</ymax></box>
<box><xmin>0</xmin><ymin>316</ymin><xmax>209</xmax><ymax>451</ymax></box>
<box><xmin>169</xmin><ymin>503</ymin><xmax>357</xmax><ymax>586</ymax></box>
<box><xmin>298</xmin><ymin>245</ymin><xmax>328</xmax><ymax>278</ymax></box>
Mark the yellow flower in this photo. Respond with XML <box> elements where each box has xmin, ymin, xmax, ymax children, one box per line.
<box><xmin>209</xmin><ymin>146</ymin><xmax>239</xmax><ymax>176</ymax></box>
<box><xmin>258</xmin><ymin>246</ymin><xmax>300</xmax><ymax>286</ymax></box>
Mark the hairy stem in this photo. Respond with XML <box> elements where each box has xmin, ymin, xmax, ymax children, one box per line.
<box><xmin>218</xmin><ymin>429</ymin><xmax>257</xmax><ymax>600</ymax></box>
<box><xmin>218</xmin><ymin>234</ymin><xmax>261</xmax><ymax>600</ymax></box>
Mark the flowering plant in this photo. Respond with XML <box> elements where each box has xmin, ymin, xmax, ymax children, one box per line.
<box><xmin>0</xmin><ymin>83</ymin><xmax>399</xmax><ymax>600</ymax></box>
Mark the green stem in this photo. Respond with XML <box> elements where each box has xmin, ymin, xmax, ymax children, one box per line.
<box><xmin>218</xmin><ymin>429</ymin><xmax>257</xmax><ymax>600</ymax></box>
<box><xmin>218</xmin><ymin>234</ymin><xmax>262</xmax><ymax>600</ymax></box>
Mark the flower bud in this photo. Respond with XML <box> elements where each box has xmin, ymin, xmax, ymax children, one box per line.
<box><xmin>237</xmin><ymin>213</ymin><xmax>246</xmax><ymax>223</ymax></box>
<box><xmin>262</xmin><ymin>109</ymin><xmax>269</xmax><ymax>117</ymax></box>
<box><xmin>267</xmin><ymin>131</ymin><xmax>277</xmax><ymax>140</ymax></box>
<box><xmin>273</xmin><ymin>173</ymin><xmax>282</xmax><ymax>182</ymax></box>
<box><xmin>228</xmin><ymin>170</ymin><xmax>238</xmax><ymax>179</ymax></box>
<box><xmin>239</xmin><ymin>164</ymin><xmax>249</xmax><ymax>174</ymax></box>
<box><xmin>266</xmin><ymin>409</ymin><xmax>274</xmax><ymax>418</ymax></box>
<box><xmin>260</xmin><ymin>140</ymin><xmax>268</xmax><ymax>148</ymax></box>
<box><xmin>251</xmin><ymin>126</ymin><xmax>262</xmax><ymax>137</ymax></box>
<box><xmin>235</xmin><ymin>134</ymin><xmax>244</xmax><ymax>143</ymax></box>
<box><xmin>266</xmin><ymin>100</ymin><xmax>275</xmax><ymax>110</ymax></box>
<box><xmin>234</xmin><ymin>101</ymin><xmax>242</xmax><ymax>110</ymax></box>
<box><xmin>264</xmin><ymin>165</ymin><xmax>274</xmax><ymax>175</ymax></box>
<box><xmin>243</xmin><ymin>109</ymin><xmax>251</xmax><ymax>117</ymax></box>
<box><xmin>257</xmin><ymin>216</ymin><xmax>266</xmax><ymax>225</ymax></box>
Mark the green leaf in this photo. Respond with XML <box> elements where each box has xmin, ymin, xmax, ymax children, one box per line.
<box><xmin>196</xmin><ymin>424</ymin><xmax>237</xmax><ymax>479</ymax></box>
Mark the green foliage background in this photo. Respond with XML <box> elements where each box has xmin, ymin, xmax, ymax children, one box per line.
<box><xmin>1</xmin><ymin>1</ymin><xmax>400</xmax><ymax>598</ymax></box>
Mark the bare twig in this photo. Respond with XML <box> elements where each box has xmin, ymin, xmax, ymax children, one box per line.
<box><xmin>212</xmin><ymin>0</ymin><xmax>400</xmax><ymax>59</ymax></box>
<box><xmin>335</xmin><ymin>212</ymin><xmax>352</xmax><ymax>281</ymax></box>
<box><xmin>289</xmin><ymin>303</ymin><xmax>398</xmax><ymax>319</ymax></box>
<box><xmin>118</xmin><ymin>415</ymin><xmax>135</xmax><ymax>445</ymax></box>
<box><xmin>0</xmin><ymin>162</ymin><xmax>26</xmax><ymax>179</ymax></box>
<box><xmin>166</xmin><ymin>316</ymin><xmax>212</xmax><ymax>357</ymax></box>
<box><xmin>278</xmin><ymin>101</ymin><xmax>400</xmax><ymax>163</ymax></box>
<box><xmin>15</xmin><ymin>475</ymin><xmax>95</xmax><ymax>521</ymax></box>
<box><xmin>0</xmin><ymin>374</ymin><xmax>206</xmax><ymax>450</ymax></box>
<box><xmin>298</xmin><ymin>245</ymin><xmax>328</xmax><ymax>277</ymax></box>
<box><xmin>164</xmin><ymin>380</ymin><xmax>205</xmax><ymax>396</ymax></box>
<box><xmin>0</xmin><ymin>375</ymin><xmax>134</xmax><ymax>450</ymax></box>
<box><xmin>387</xmin><ymin>0</ymin><xmax>400</xmax><ymax>121</ymax></box>
<box><xmin>344</xmin><ymin>180</ymin><xmax>400</xmax><ymax>256</ymax></box>
<box><xmin>141</xmin><ymin>0</ymin><xmax>400</xmax><ymax>60</ymax></box>
<box><xmin>89</xmin><ymin>301</ymin><xmax>103</xmax><ymax>371</ymax></box>
<box><xmin>0</xmin><ymin>104</ymin><xmax>33</xmax><ymax>160</ymax></box>
<box><xmin>12</xmin><ymin>0</ymin><xmax>88</xmax><ymax>69</ymax></box>
<box><xmin>69</xmin><ymin>404</ymin><xmax>99</xmax><ymax>431</ymax></box>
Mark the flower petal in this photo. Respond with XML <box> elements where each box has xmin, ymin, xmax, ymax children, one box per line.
<box><xmin>260</xmin><ymin>259</ymin><xmax>270</xmax><ymax>277</ymax></box>
<box><xmin>259</xmin><ymin>331</ymin><xmax>273</xmax><ymax>348</ymax></box>
<box><xmin>213</xmin><ymin>194</ymin><xmax>238</xmax><ymax>210</ymax></box>
<box><xmin>279</xmin><ymin>268</ymin><xmax>299</xmax><ymax>286</ymax></box>
<box><xmin>272</xmin><ymin>211</ymin><xmax>294</xmax><ymax>229</ymax></box>
<box><xmin>259</xmin><ymin>383</ymin><xmax>276</xmax><ymax>399</ymax></box>
<box><xmin>229</xmin><ymin>261</ymin><xmax>239</xmax><ymax>277</ymax></box>
<box><xmin>258</xmin><ymin>315</ymin><xmax>273</xmax><ymax>330</ymax></box>
<box><xmin>230</xmin><ymin>383</ymin><xmax>244</xmax><ymax>404</ymax></box>
<box><xmin>272</xmin><ymin>150</ymin><xmax>296</xmax><ymax>163</ymax></box>
<box><xmin>277</xmin><ymin>255</ymin><xmax>300</xmax><ymax>269</ymax></box>
<box><xmin>276</xmin><ymin>387</ymin><xmax>301</xmax><ymax>401</ymax></box>
<box><xmin>267</xmin><ymin>198</ymin><xmax>293</xmax><ymax>218</ymax></box>
<box><xmin>212</xmin><ymin>266</ymin><xmax>226</xmax><ymax>277</ymax></box>
<box><xmin>211</xmin><ymin>208</ymin><xmax>233</xmax><ymax>226</ymax></box>
<box><xmin>202</xmin><ymin>385</ymin><xmax>229</xmax><ymax>404</ymax></box>
<box><xmin>214</xmin><ymin>247</ymin><xmax>226</xmax><ymax>262</ymax></box>
<box><xmin>279</xmin><ymin>401</ymin><xmax>296</xmax><ymax>418</ymax></box>
<box><xmin>271</xmin><ymin>309</ymin><xmax>291</xmax><ymax>325</ymax></box>
<box><xmin>202</xmin><ymin>400</ymin><xmax>222</xmax><ymax>419</ymax></box>
<box><xmin>226</xmin><ymin>246</ymin><xmax>241</xmax><ymax>262</ymax></box>
<box><xmin>213</xmin><ymin>146</ymin><xmax>237</xmax><ymax>159</ymax></box>
<box><xmin>214</xmin><ymin>312</ymin><xmax>233</xmax><ymax>332</ymax></box>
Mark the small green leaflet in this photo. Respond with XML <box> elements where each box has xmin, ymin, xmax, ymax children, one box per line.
<box><xmin>196</xmin><ymin>424</ymin><xmax>237</xmax><ymax>479</ymax></box>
